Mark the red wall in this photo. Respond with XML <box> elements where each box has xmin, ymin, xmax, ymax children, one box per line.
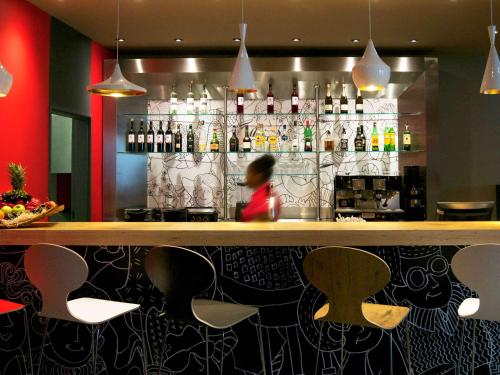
<box><xmin>0</xmin><ymin>0</ymin><xmax>51</xmax><ymax>201</ymax></box>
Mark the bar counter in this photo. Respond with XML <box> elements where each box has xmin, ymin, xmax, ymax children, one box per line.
<box><xmin>2</xmin><ymin>221</ymin><xmax>500</xmax><ymax>246</ymax></box>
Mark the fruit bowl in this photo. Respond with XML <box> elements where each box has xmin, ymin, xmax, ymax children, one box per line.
<box><xmin>0</xmin><ymin>204</ymin><xmax>65</xmax><ymax>229</ymax></box>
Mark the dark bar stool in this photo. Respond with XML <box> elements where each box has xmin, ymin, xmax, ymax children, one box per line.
<box><xmin>436</xmin><ymin>201</ymin><xmax>494</xmax><ymax>221</ymax></box>
<box><xmin>145</xmin><ymin>245</ymin><xmax>266</xmax><ymax>375</ymax></box>
<box><xmin>24</xmin><ymin>243</ymin><xmax>144</xmax><ymax>375</ymax></box>
<box><xmin>304</xmin><ymin>246</ymin><xmax>411</xmax><ymax>375</ymax></box>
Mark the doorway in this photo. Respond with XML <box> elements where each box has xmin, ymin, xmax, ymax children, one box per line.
<box><xmin>49</xmin><ymin>113</ymin><xmax>90</xmax><ymax>221</ymax></box>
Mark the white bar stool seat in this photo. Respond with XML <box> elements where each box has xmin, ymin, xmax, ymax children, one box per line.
<box><xmin>192</xmin><ymin>298</ymin><xmax>259</xmax><ymax>329</ymax></box>
<box><xmin>67</xmin><ymin>297</ymin><xmax>139</xmax><ymax>324</ymax></box>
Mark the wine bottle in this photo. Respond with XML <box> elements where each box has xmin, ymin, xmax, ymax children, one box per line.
<box><xmin>354</xmin><ymin>126</ymin><xmax>363</xmax><ymax>151</ymax></box>
<box><xmin>360</xmin><ymin>125</ymin><xmax>366</xmax><ymax>151</ymax></box>
<box><xmin>156</xmin><ymin>121</ymin><xmax>165</xmax><ymax>153</ymax></box>
<box><xmin>243</xmin><ymin>125</ymin><xmax>252</xmax><ymax>152</ymax></box>
<box><xmin>165</xmin><ymin>121</ymin><xmax>173</xmax><ymax>152</ymax></box>
<box><xmin>210</xmin><ymin>128</ymin><xmax>219</xmax><ymax>152</ymax></box>
<box><xmin>147</xmin><ymin>121</ymin><xmax>155</xmax><ymax>152</ymax></box>
<box><xmin>340</xmin><ymin>127</ymin><xmax>348</xmax><ymax>151</ymax></box>
<box><xmin>187</xmin><ymin>124</ymin><xmax>195</xmax><ymax>152</ymax></box>
<box><xmin>355</xmin><ymin>89</ymin><xmax>364</xmax><ymax>114</ymax></box>
<box><xmin>304</xmin><ymin>120</ymin><xmax>313</xmax><ymax>152</ymax></box>
<box><xmin>187</xmin><ymin>81</ymin><xmax>195</xmax><ymax>114</ymax></box>
<box><xmin>267</xmin><ymin>83</ymin><xmax>275</xmax><ymax>114</ymax></box>
<box><xmin>127</xmin><ymin>119</ymin><xmax>136</xmax><ymax>152</ymax></box>
<box><xmin>174</xmin><ymin>125</ymin><xmax>182</xmax><ymax>152</ymax></box>
<box><xmin>403</xmin><ymin>122</ymin><xmax>412</xmax><ymax>151</ymax></box>
<box><xmin>137</xmin><ymin>119</ymin><xmax>145</xmax><ymax>152</ymax></box>
<box><xmin>291</xmin><ymin>84</ymin><xmax>299</xmax><ymax>114</ymax></box>
<box><xmin>170</xmin><ymin>84</ymin><xmax>178</xmax><ymax>115</ymax></box>
<box><xmin>340</xmin><ymin>84</ymin><xmax>348</xmax><ymax>114</ymax></box>
<box><xmin>229</xmin><ymin>126</ymin><xmax>239</xmax><ymax>152</ymax></box>
<box><xmin>291</xmin><ymin>121</ymin><xmax>299</xmax><ymax>152</ymax></box>
<box><xmin>325</xmin><ymin>83</ymin><xmax>333</xmax><ymax>114</ymax></box>
<box><xmin>237</xmin><ymin>93</ymin><xmax>244</xmax><ymax>114</ymax></box>
<box><xmin>324</xmin><ymin>130</ymin><xmax>334</xmax><ymax>151</ymax></box>
<box><xmin>371</xmin><ymin>123</ymin><xmax>379</xmax><ymax>151</ymax></box>
<box><xmin>200</xmin><ymin>84</ymin><xmax>208</xmax><ymax>114</ymax></box>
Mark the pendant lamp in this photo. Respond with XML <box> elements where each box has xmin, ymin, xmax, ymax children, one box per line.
<box><xmin>480</xmin><ymin>0</ymin><xmax>500</xmax><ymax>94</ymax></box>
<box><xmin>87</xmin><ymin>0</ymin><xmax>146</xmax><ymax>97</ymax></box>
<box><xmin>229</xmin><ymin>0</ymin><xmax>256</xmax><ymax>93</ymax></box>
<box><xmin>0</xmin><ymin>62</ymin><xmax>13</xmax><ymax>97</ymax></box>
<box><xmin>352</xmin><ymin>0</ymin><xmax>390</xmax><ymax>92</ymax></box>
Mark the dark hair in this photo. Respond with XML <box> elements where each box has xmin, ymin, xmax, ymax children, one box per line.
<box><xmin>248</xmin><ymin>154</ymin><xmax>275</xmax><ymax>181</ymax></box>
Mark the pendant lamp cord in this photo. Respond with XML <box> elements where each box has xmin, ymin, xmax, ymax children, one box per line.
<box><xmin>116</xmin><ymin>0</ymin><xmax>120</xmax><ymax>62</ymax></box>
<box><xmin>368</xmin><ymin>0</ymin><xmax>372</xmax><ymax>40</ymax></box>
<box><xmin>491</xmin><ymin>0</ymin><xmax>494</xmax><ymax>26</ymax></box>
<box><xmin>241</xmin><ymin>0</ymin><xmax>244</xmax><ymax>24</ymax></box>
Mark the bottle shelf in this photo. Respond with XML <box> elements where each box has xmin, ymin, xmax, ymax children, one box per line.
<box><xmin>124</xmin><ymin>112</ymin><xmax>421</xmax><ymax>118</ymax></box>
<box><xmin>118</xmin><ymin>151</ymin><xmax>223</xmax><ymax>155</ymax></box>
<box><xmin>320</xmin><ymin>112</ymin><xmax>422</xmax><ymax>117</ymax></box>
<box><xmin>227</xmin><ymin>172</ymin><xmax>318</xmax><ymax>177</ymax></box>
<box><xmin>118</xmin><ymin>149</ymin><xmax>424</xmax><ymax>155</ymax></box>
<box><xmin>330</xmin><ymin>150</ymin><xmax>424</xmax><ymax>154</ymax></box>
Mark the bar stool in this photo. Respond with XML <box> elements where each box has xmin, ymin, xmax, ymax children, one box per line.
<box><xmin>144</xmin><ymin>245</ymin><xmax>266</xmax><ymax>375</ymax></box>
<box><xmin>303</xmin><ymin>246</ymin><xmax>410</xmax><ymax>375</ymax></box>
<box><xmin>0</xmin><ymin>299</ymin><xmax>33</xmax><ymax>374</ymax></box>
<box><xmin>24</xmin><ymin>243</ymin><xmax>142</xmax><ymax>375</ymax></box>
<box><xmin>451</xmin><ymin>244</ymin><xmax>500</xmax><ymax>374</ymax></box>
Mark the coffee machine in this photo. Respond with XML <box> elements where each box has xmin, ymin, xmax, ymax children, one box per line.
<box><xmin>334</xmin><ymin>176</ymin><xmax>405</xmax><ymax>221</ymax></box>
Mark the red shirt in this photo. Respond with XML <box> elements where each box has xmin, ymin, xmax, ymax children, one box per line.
<box><xmin>241</xmin><ymin>181</ymin><xmax>281</xmax><ymax>222</ymax></box>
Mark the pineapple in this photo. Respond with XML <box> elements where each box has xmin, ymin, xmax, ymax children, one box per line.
<box><xmin>2</xmin><ymin>163</ymin><xmax>31</xmax><ymax>204</ymax></box>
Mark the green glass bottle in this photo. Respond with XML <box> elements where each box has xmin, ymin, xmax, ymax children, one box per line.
<box><xmin>304</xmin><ymin>120</ymin><xmax>313</xmax><ymax>152</ymax></box>
<box><xmin>371</xmin><ymin>123</ymin><xmax>379</xmax><ymax>151</ymax></box>
<box><xmin>383</xmin><ymin>126</ymin><xmax>390</xmax><ymax>151</ymax></box>
<box><xmin>389</xmin><ymin>127</ymin><xmax>396</xmax><ymax>151</ymax></box>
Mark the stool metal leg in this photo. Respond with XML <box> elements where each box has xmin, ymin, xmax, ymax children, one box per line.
<box><xmin>220</xmin><ymin>331</ymin><xmax>224</xmax><ymax>375</ymax></box>
<box><xmin>23</xmin><ymin>309</ymin><xmax>33</xmax><ymax>375</ymax></box>
<box><xmin>471</xmin><ymin>319</ymin><xmax>477</xmax><ymax>375</ymax></box>
<box><xmin>314</xmin><ymin>321</ymin><xmax>324</xmax><ymax>375</ymax></box>
<box><xmin>36</xmin><ymin>318</ymin><xmax>49</xmax><ymax>375</ymax></box>
<box><xmin>138</xmin><ymin>310</ymin><xmax>148</xmax><ymax>374</ymax></box>
<box><xmin>405</xmin><ymin>321</ymin><xmax>413</xmax><ymax>375</ymax></box>
<box><xmin>205</xmin><ymin>325</ymin><xmax>210</xmax><ymax>375</ymax></box>
<box><xmin>340</xmin><ymin>323</ymin><xmax>345</xmax><ymax>375</ymax></box>
<box><xmin>458</xmin><ymin>318</ymin><xmax>465</xmax><ymax>375</ymax></box>
<box><xmin>257</xmin><ymin>312</ymin><xmax>267</xmax><ymax>375</ymax></box>
<box><xmin>389</xmin><ymin>330</ymin><xmax>393</xmax><ymax>375</ymax></box>
<box><xmin>158</xmin><ymin>318</ymin><xmax>169</xmax><ymax>375</ymax></box>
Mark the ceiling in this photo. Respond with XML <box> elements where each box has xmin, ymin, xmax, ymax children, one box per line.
<box><xmin>28</xmin><ymin>0</ymin><xmax>499</xmax><ymax>53</ymax></box>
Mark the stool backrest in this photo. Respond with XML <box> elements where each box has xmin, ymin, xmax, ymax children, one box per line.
<box><xmin>145</xmin><ymin>246</ymin><xmax>216</xmax><ymax>323</ymax></box>
<box><xmin>303</xmin><ymin>246</ymin><xmax>390</xmax><ymax>328</ymax></box>
<box><xmin>24</xmin><ymin>243</ymin><xmax>88</xmax><ymax>321</ymax></box>
<box><xmin>451</xmin><ymin>244</ymin><xmax>500</xmax><ymax>321</ymax></box>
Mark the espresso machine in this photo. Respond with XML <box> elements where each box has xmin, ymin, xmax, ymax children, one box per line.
<box><xmin>334</xmin><ymin>176</ymin><xmax>405</xmax><ymax>221</ymax></box>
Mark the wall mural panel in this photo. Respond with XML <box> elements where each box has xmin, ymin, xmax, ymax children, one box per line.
<box><xmin>146</xmin><ymin>98</ymin><xmax>399</xmax><ymax>217</ymax></box>
<box><xmin>0</xmin><ymin>245</ymin><xmax>498</xmax><ymax>375</ymax></box>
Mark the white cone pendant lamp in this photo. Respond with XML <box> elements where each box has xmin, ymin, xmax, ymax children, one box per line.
<box><xmin>229</xmin><ymin>0</ymin><xmax>256</xmax><ymax>93</ymax></box>
<box><xmin>0</xmin><ymin>62</ymin><xmax>13</xmax><ymax>97</ymax></box>
<box><xmin>87</xmin><ymin>0</ymin><xmax>146</xmax><ymax>97</ymax></box>
<box><xmin>352</xmin><ymin>0</ymin><xmax>390</xmax><ymax>92</ymax></box>
<box><xmin>480</xmin><ymin>0</ymin><xmax>500</xmax><ymax>94</ymax></box>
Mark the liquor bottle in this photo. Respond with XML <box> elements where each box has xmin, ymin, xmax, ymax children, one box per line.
<box><xmin>389</xmin><ymin>127</ymin><xmax>396</xmax><ymax>151</ymax></box>
<box><xmin>355</xmin><ymin>89</ymin><xmax>364</xmax><ymax>114</ymax></box>
<box><xmin>383</xmin><ymin>126</ymin><xmax>390</xmax><ymax>151</ymax></box>
<box><xmin>267</xmin><ymin>83</ymin><xmax>275</xmax><ymax>114</ymax></box>
<box><xmin>165</xmin><ymin>121</ymin><xmax>173</xmax><ymax>152</ymax></box>
<box><xmin>403</xmin><ymin>122</ymin><xmax>412</xmax><ymax>151</ymax></box>
<box><xmin>198</xmin><ymin>120</ymin><xmax>206</xmax><ymax>152</ymax></box>
<box><xmin>340</xmin><ymin>127</ymin><xmax>349</xmax><ymax>151</ymax></box>
<box><xmin>156</xmin><ymin>121</ymin><xmax>165</xmax><ymax>152</ymax></box>
<box><xmin>187</xmin><ymin>125</ymin><xmax>195</xmax><ymax>152</ymax></box>
<box><xmin>200</xmin><ymin>84</ymin><xmax>208</xmax><ymax>114</ymax></box>
<box><xmin>324</xmin><ymin>82</ymin><xmax>333</xmax><ymax>114</ymax></box>
<box><xmin>291</xmin><ymin>121</ymin><xmax>299</xmax><ymax>152</ymax></box>
<box><xmin>371</xmin><ymin>123</ymin><xmax>379</xmax><ymax>151</ymax></box>
<box><xmin>236</xmin><ymin>93</ymin><xmax>244</xmax><ymax>114</ymax></box>
<box><xmin>354</xmin><ymin>126</ymin><xmax>363</xmax><ymax>151</ymax></box>
<box><xmin>324</xmin><ymin>130</ymin><xmax>334</xmax><ymax>151</ymax></box>
<box><xmin>255</xmin><ymin>124</ymin><xmax>266</xmax><ymax>152</ymax></box>
<box><xmin>229</xmin><ymin>127</ymin><xmax>239</xmax><ymax>152</ymax></box>
<box><xmin>269</xmin><ymin>127</ymin><xmax>278</xmax><ymax>152</ymax></box>
<box><xmin>186</xmin><ymin>81</ymin><xmax>195</xmax><ymax>114</ymax></box>
<box><xmin>340</xmin><ymin>84</ymin><xmax>349</xmax><ymax>114</ymax></box>
<box><xmin>127</xmin><ymin>119</ymin><xmax>136</xmax><ymax>152</ymax></box>
<box><xmin>137</xmin><ymin>119</ymin><xmax>145</xmax><ymax>152</ymax></box>
<box><xmin>243</xmin><ymin>125</ymin><xmax>252</xmax><ymax>152</ymax></box>
<box><xmin>281</xmin><ymin>124</ymin><xmax>290</xmax><ymax>152</ymax></box>
<box><xmin>210</xmin><ymin>128</ymin><xmax>219</xmax><ymax>152</ymax></box>
<box><xmin>170</xmin><ymin>84</ymin><xmax>178</xmax><ymax>115</ymax></box>
<box><xmin>304</xmin><ymin>120</ymin><xmax>313</xmax><ymax>152</ymax></box>
<box><xmin>147</xmin><ymin>121</ymin><xmax>155</xmax><ymax>152</ymax></box>
<box><xmin>291</xmin><ymin>84</ymin><xmax>299</xmax><ymax>114</ymax></box>
<box><xmin>174</xmin><ymin>125</ymin><xmax>182</xmax><ymax>152</ymax></box>
<box><xmin>360</xmin><ymin>125</ymin><xmax>366</xmax><ymax>151</ymax></box>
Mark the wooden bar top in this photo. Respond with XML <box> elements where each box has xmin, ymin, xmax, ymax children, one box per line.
<box><xmin>1</xmin><ymin>221</ymin><xmax>499</xmax><ymax>246</ymax></box>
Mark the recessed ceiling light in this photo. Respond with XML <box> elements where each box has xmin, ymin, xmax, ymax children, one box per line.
<box><xmin>233</xmin><ymin>37</ymin><xmax>241</xmax><ymax>42</ymax></box>
<box><xmin>292</xmin><ymin>37</ymin><xmax>301</xmax><ymax>42</ymax></box>
<box><xmin>351</xmin><ymin>38</ymin><xmax>361</xmax><ymax>43</ymax></box>
<box><xmin>174</xmin><ymin>38</ymin><xmax>183</xmax><ymax>43</ymax></box>
<box><xmin>116</xmin><ymin>37</ymin><xmax>125</xmax><ymax>43</ymax></box>
<box><xmin>410</xmin><ymin>39</ymin><xmax>419</xmax><ymax>44</ymax></box>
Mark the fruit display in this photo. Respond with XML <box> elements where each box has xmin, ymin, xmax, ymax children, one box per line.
<box><xmin>0</xmin><ymin>163</ymin><xmax>63</xmax><ymax>228</ymax></box>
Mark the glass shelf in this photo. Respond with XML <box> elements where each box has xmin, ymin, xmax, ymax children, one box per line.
<box><xmin>124</xmin><ymin>113</ymin><xmax>220</xmax><ymax>117</ymax></box>
<box><xmin>227</xmin><ymin>172</ymin><xmax>317</xmax><ymax>177</ymax></box>
<box><xmin>330</xmin><ymin>150</ymin><xmax>424</xmax><ymax>154</ymax></box>
<box><xmin>118</xmin><ymin>150</ymin><xmax>424</xmax><ymax>155</ymax></box>
<box><xmin>320</xmin><ymin>112</ymin><xmax>422</xmax><ymax>117</ymax></box>
<box><xmin>228</xmin><ymin>151</ymin><xmax>318</xmax><ymax>155</ymax></box>
<box><xmin>124</xmin><ymin>112</ymin><xmax>421</xmax><ymax>118</ymax></box>
<box><xmin>117</xmin><ymin>151</ymin><xmax>222</xmax><ymax>155</ymax></box>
